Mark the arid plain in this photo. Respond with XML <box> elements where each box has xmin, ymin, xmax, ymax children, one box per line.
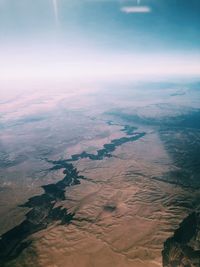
<box><xmin>0</xmin><ymin>80</ymin><xmax>200</xmax><ymax>267</ymax></box>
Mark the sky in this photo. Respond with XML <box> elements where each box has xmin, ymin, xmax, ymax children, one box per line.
<box><xmin>0</xmin><ymin>0</ymin><xmax>200</xmax><ymax>82</ymax></box>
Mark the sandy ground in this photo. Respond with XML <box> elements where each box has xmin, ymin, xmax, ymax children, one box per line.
<box><xmin>1</xmin><ymin>83</ymin><xmax>200</xmax><ymax>267</ymax></box>
<box><xmin>6</xmin><ymin>130</ymin><xmax>196</xmax><ymax>267</ymax></box>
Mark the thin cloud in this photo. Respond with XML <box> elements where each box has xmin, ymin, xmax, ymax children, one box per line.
<box><xmin>121</xmin><ymin>6</ymin><xmax>151</xmax><ymax>13</ymax></box>
<box><xmin>52</xmin><ymin>0</ymin><xmax>59</xmax><ymax>25</ymax></box>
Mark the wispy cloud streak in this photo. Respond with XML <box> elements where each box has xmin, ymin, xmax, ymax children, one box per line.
<box><xmin>53</xmin><ymin>0</ymin><xmax>59</xmax><ymax>25</ymax></box>
<box><xmin>121</xmin><ymin>6</ymin><xmax>151</xmax><ymax>13</ymax></box>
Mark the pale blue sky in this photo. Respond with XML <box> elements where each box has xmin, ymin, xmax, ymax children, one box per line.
<box><xmin>0</xmin><ymin>0</ymin><xmax>200</xmax><ymax>81</ymax></box>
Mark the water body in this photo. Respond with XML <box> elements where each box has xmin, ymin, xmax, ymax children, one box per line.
<box><xmin>0</xmin><ymin>162</ymin><xmax>78</xmax><ymax>266</ymax></box>
<box><xmin>69</xmin><ymin>132</ymin><xmax>145</xmax><ymax>161</ymax></box>
<box><xmin>0</xmin><ymin>124</ymin><xmax>145</xmax><ymax>266</ymax></box>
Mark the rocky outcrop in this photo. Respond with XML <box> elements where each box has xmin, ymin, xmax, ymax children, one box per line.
<box><xmin>162</xmin><ymin>212</ymin><xmax>200</xmax><ymax>267</ymax></box>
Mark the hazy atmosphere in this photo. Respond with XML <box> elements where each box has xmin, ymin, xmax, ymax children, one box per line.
<box><xmin>0</xmin><ymin>0</ymin><xmax>200</xmax><ymax>82</ymax></box>
<box><xmin>0</xmin><ymin>1</ymin><xmax>200</xmax><ymax>267</ymax></box>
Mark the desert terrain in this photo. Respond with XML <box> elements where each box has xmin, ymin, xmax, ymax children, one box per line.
<box><xmin>0</xmin><ymin>80</ymin><xmax>200</xmax><ymax>267</ymax></box>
